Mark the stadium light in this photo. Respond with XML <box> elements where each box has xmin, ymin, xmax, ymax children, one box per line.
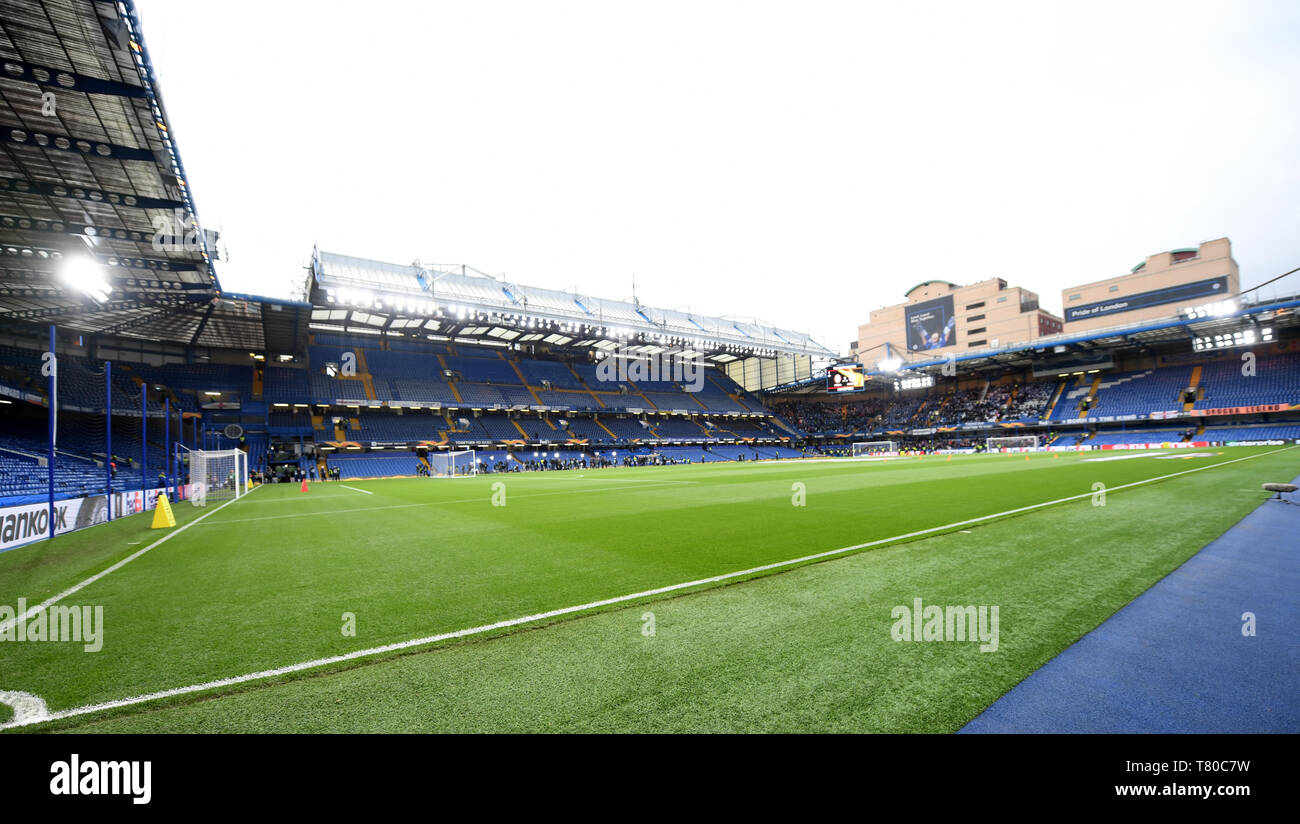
<box><xmin>58</xmin><ymin>255</ymin><xmax>112</xmax><ymax>302</ymax></box>
<box><xmin>1192</xmin><ymin>326</ymin><xmax>1272</xmax><ymax>351</ymax></box>
<box><xmin>1181</xmin><ymin>299</ymin><xmax>1236</xmax><ymax>319</ymax></box>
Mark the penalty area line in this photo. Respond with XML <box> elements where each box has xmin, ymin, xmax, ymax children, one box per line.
<box><xmin>4</xmin><ymin>445</ymin><xmax>1293</xmax><ymax>731</ymax></box>
<box><xmin>339</xmin><ymin>485</ymin><xmax>373</xmax><ymax>495</ymax></box>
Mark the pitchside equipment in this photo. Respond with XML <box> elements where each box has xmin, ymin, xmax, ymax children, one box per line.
<box><xmin>986</xmin><ymin>435</ymin><xmax>1040</xmax><ymax>453</ymax></box>
<box><xmin>851</xmin><ymin>441</ymin><xmax>898</xmax><ymax>457</ymax></box>
<box><xmin>427</xmin><ymin>449</ymin><xmax>478</xmax><ymax>477</ymax></box>
<box><xmin>188</xmin><ymin>447</ymin><xmax>249</xmax><ymax>506</ymax></box>
<box><xmin>151</xmin><ymin>495</ymin><xmax>176</xmax><ymax>529</ymax></box>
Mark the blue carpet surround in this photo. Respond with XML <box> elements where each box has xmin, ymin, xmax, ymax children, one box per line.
<box><xmin>962</xmin><ymin>476</ymin><xmax>1300</xmax><ymax>733</ymax></box>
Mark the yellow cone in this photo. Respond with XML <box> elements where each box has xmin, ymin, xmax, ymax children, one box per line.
<box><xmin>151</xmin><ymin>494</ymin><xmax>176</xmax><ymax>529</ymax></box>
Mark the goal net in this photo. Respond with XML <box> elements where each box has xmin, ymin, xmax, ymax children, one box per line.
<box><xmin>851</xmin><ymin>441</ymin><xmax>898</xmax><ymax>457</ymax></box>
<box><xmin>428</xmin><ymin>449</ymin><xmax>477</xmax><ymax>477</ymax></box>
<box><xmin>188</xmin><ymin>447</ymin><xmax>248</xmax><ymax>506</ymax></box>
<box><xmin>986</xmin><ymin>435</ymin><xmax>1039</xmax><ymax>453</ymax></box>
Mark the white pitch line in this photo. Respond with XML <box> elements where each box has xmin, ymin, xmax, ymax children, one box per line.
<box><xmin>536</xmin><ymin>475</ymin><xmax>702</xmax><ymax>483</ymax></box>
<box><xmin>339</xmin><ymin>485</ymin><xmax>373</xmax><ymax>495</ymax></box>
<box><xmin>4</xmin><ymin>444</ymin><xmax>1292</xmax><ymax>731</ymax></box>
<box><xmin>233</xmin><ymin>493</ymin><xmax>366</xmax><ymax>505</ymax></box>
<box><xmin>0</xmin><ymin>690</ymin><xmax>49</xmax><ymax>726</ymax></box>
<box><xmin>0</xmin><ymin>486</ymin><xmax>259</xmax><ymax>636</ymax></box>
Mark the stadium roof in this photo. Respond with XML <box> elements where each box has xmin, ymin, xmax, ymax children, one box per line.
<box><xmin>308</xmin><ymin>249</ymin><xmax>838</xmax><ymax>362</ymax></box>
<box><xmin>0</xmin><ymin>0</ymin><xmax>287</xmax><ymax>350</ymax></box>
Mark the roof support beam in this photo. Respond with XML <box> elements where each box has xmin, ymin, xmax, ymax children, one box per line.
<box><xmin>0</xmin><ymin>295</ymin><xmax>204</xmax><ymax>321</ymax></box>
<box><xmin>1</xmin><ymin>125</ymin><xmax>154</xmax><ymax>161</ymax></box>
<box><xmin>0</xmin><ymin>58</ymin><xmax>148</xmax><ymax>98</ymax></box>
<box><xmin>0</xmin><ymin>213</ymin><xmax>152</xmax><ymax>246</ymax></box>
<box><xmin>100</xmin><ymin>305</ymin><xmax>202</xmax><ymax>337</ymax></box>
<box><xmin>0</xmin><ymin>244</ymin><xmax>200</xmax><ymax>273</ymax></box>
<box><xmin>0</xmin><ymin>285</ymin><xmax>64</xmax><ymax>298</ymax></box>
<box><xmin>0</xmin><ymin>177</ymin><xmax>184</xmax><ymax>211</ymax></box>
<box><xmin>190</xmin><ymin>302</ymin><xmax>215</xmax><ymax>345</ymax></box>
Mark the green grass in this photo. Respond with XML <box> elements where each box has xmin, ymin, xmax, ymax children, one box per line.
<box><xmin>2</xmin><ymin>445</ymin><xmax>1296</xmax><ymax>732</ymax></box>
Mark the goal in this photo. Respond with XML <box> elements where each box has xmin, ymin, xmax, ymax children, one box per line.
<box><xmin>851</xmin><ymin>441</ymin><xmax>898</xmax><ymax>457</ymax></box>
<box><xmin>428</xmin><ymin>449</ymin><xmax>478</xmax><ymax>477</ymax></box>
<box><xmin>985</xmin><ymin>435</ymin><xmax>1039</xmax><ymax>453</ymax></box>
<box><xmin>188</xmin><ymin>447</ymin><xmax>249</xmax><ymax>507</ymax></box>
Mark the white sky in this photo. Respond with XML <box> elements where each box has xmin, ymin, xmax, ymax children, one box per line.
<box><xmin>133</xmin><ymin>0</ymin><xmax>1300</xmax><ymax>355</ymax></box>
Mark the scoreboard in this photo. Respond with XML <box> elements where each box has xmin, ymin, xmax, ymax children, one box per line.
<box><xmin>827</xmin><ymin>363</ymin><xmax>866</xmax><ymax>393</ymax></box>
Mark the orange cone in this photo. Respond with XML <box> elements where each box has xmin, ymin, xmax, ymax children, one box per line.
<box><xmin>301</xmin><ymin>479</ymin><xmax>308</xmax><ymax>493</ymax></box>
<box><xmin>1024</xmin><ymin>455</ymin><xmax>1030</xmax><ymax>461</ymax></box>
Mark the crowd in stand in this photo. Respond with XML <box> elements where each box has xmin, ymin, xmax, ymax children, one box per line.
<box><xmin>254</xmin><ymin>465</ymin><xmax>341</xmax><ymax>483</ymax></box>
<box><xmin>770</xmin><ymin>396</ymin><xmax>889</xmax><ymax>433</ymax></box>
<box><xmin>771</xmin><ymin>379</ymin><xmax>1058</xmax><ymax>435</ymax></box>
<box><xmin>808</xmin><ymin>435</ymin><xmax>994</xmax><ymax>455</ymax></box>
<box><xmin>490</xmin><ymin>455</ymin><xmax>616</xmax><ymax>472</ymax></box>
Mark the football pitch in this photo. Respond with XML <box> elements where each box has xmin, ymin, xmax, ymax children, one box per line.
<box><xmin>1</xmin><ymin>445</ymin><xmax>1296</xmax><ymax>733</ymax></box>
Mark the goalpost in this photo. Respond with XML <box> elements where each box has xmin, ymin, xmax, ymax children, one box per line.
<box><xmin>851</xmin><ymin>441</ymin><xmax>898</xmax><ymax>457</ymax></box>
<box><xmin>427</xmin><ymin>449</ymin><xmax>478</xmax><ymax>477</ymax></box>
<box><xmin>188</xmin><ymin>447</ymin><xmax>249</xmax><ymax>507</ymax></box>
<box><xmin>985</xmin><ymin>435</ymin><xmax>1040</xmax><ymax>453</ymax></box>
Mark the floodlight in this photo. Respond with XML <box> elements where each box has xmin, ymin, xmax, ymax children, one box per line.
<box><xmin>59</xmin><ymin>255</ymin><xmax>112</xmax><ymax>302</ymax></box>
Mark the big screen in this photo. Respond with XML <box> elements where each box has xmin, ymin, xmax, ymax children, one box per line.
<box><xmin>905</xmin><ymin>295</ymin><xmax>957</xmax><ymax>351</ymax></box>
<box><xmin>827</xmin><ymin>363</ymin><xmax>866</xmax><ymax>393</ymax></box>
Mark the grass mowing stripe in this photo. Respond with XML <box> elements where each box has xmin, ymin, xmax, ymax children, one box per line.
<box><xmin>0</xmin><ymin>486</ymin><xmax>258</xmax><ymax>636</ymax></box>
<box><xmin>234</xmin><ymin>493</ymin><xmax>366</xmax><ymax>504</ymax></box>
<box><xmin>198</xmin><ymin>479</ymin><xmax>702</xmax><ymax>526</ymax></box>
<box><xmin>5</xmin><ymin>445</ymin><xmax>1289</xmax><ymax>730</ymax></box>
<box><xmin>56</xmin><ymin>460</ymin><xmax>1279</xmax><ymax>734</ymax></box>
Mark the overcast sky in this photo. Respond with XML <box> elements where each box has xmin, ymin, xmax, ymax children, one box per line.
<box><xmin>133</xmin><ymin>0</ymin><xmax>1300</xmax><ymax>356</ymax></box>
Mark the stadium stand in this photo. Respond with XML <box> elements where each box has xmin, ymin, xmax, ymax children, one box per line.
<box><xmin>6</xmin><ymin>311</ymin><xmax>1300</xmax><ymax>502</ymax></box>
<box><xmin>325</xmin><ymin>452</ymin><xmax>424</xmax><ymax>479</ymax></box>
<box><xmin>1079</xmin><ymin>366</ymin><xmax>1195</xmax><ymax>419</ymax></box>
<box><xmin>263</xmin><ymin>367</ymin><xmax>311</xmax><ymax>405</ymax></box>
<box><xmin>1194</xmin><ymin>352</ymin><xmax>1300</xmax><ymax>410</ymax></box>
<box><xmin>1084</xmin><ymin>429</ymin><xmax>1193</xmax><ymax>445</ymax></box>
<box><xmin>1201</xmin><ymin>423</ymin><xmax>1300</xmax><ymax>442</ymax></box>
